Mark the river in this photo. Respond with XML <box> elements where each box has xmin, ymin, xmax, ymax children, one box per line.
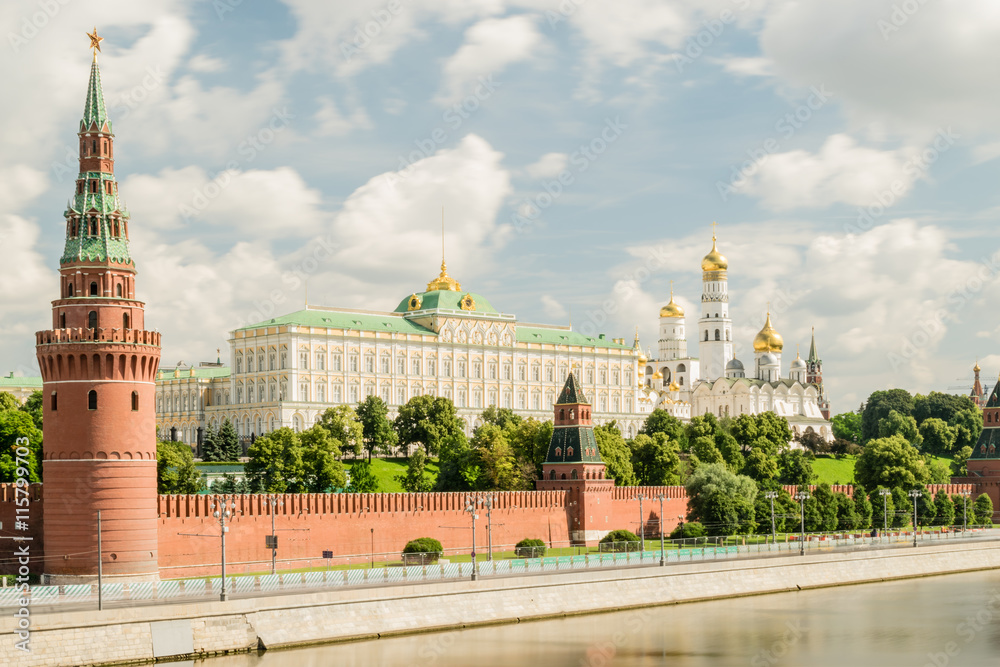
<box><xmin>167</xmin><ymin>570</ymin><xmax>1000</xmax><ymax>667</ymax></box>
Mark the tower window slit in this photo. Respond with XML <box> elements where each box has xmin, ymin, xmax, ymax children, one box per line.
<box><xmin>88</xmin><ymin>390</ymin><xmax>97</xmax><ymax>410</ymax></box>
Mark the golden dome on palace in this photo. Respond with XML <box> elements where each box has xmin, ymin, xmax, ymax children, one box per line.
<box><xmin>974</xmin><ymin>361</ymin><xmax>982</xmax><ymax>373</ymax></box>
<box><xmin>668</xmin><ymin>380</ymin><xmax>680</xmax><ymax>391</ymax></box>
<box><xmin>426</xmin><ymin>260</ymin><xmax>462</xmax><ymax>292</ymax></box>
<box><xmin>652</xmin><ymin>371</ymin><xmax>663</xmax><ymax>380</ymax></box>
<box><xmin>753</xmin><ymin>312</ymin><xmax>784</xmax><ymax>352</ymax></box>
<box><xmin>659</xmin><ymin>292</ymin><xmax>685</xmax><ymax>318</ymax></box>
<box><xmin>701</xmin><ymin>235</ymin><xmax>728</xmax><ymax>272</ymax></box>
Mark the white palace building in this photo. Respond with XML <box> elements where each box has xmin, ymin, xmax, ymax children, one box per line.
<box><xmin>155</xmin><ymin>234</ymin><xmax>833</xmax><ymax>451</ymax></box>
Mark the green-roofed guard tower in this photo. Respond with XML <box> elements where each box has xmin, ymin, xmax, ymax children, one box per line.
<box><xmin>961</xmin><ymin>376</ymin><xmax>1000</xmax><ymax>522</ymax></box>
<box><xmin>536</xmin><ymin>372</ymin><xmax>614</xmax><ymax>545</ymax></box>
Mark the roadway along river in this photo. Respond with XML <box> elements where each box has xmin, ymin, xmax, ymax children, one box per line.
<box><xmin>165</xmin><ymin>570</ymin><xmax>1000</xmax><ymax>667</ymax></box>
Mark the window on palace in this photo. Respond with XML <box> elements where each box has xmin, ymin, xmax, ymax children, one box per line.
<box><xmin>412</xmin><ymin>358</ymin><xmax>421</xmax><ymax>375</ymax></box>
<box><xmin>398</xmin><ymin>388</ymin><xmax>406</xmax><ymax>405</ymax></box>
<box><xmin>349</xmin><ymin>386</ymin><xmax>358</xmax><ymax>403</ymax></box>
<box><xmin>397</xmin><ymin>357</ymin><xmax>406</xmax><ymax>374</ymax></box>
<box><xmin>90</xmin><ymin>282</ymin><xmax>98</xmax><ymax>296</ymax></box>
<box><xmin>546</xmin><ymin>367</ymin><xmax>553</xmax><ymax>382</ymax></box>
<box><xmin>586</xmin><ymin>368</ymin><xmax>594</xmax><ymax>384</ymax></box>
<box><xmin>88</xmin><ymin>390</ymin><xmax>97</xmax><ymax>410</ymax></box>
<box><xmin>116</xmin><ymin>284</ymin><xmax>122</xmax><ymax>297</ymax></box>
<box><xmin>349</xmin><ymin>355</ymin><xmax>358</xmax><ymax>372</ymax></box>
<box><xmin>280</xmin><ymin>352</ymin><xmax>287</xmax><ymax>369</ymax></box>
<box><xmin>488</xmin><ymin>390</ymin><xmax>497</xmax><ymax>406</ymax></box>
<box><xmin>503</xmin><ymin>392</ymin><xmax>511</xmax><ymax>409</ymax></box>
<box><xmin>236</xmin><ymin>357</ymin><xmax>242</xmax><ymax>374</ymax></box>
<box><xmin>381</xmin><ymin>357</ymin><xmax>390</xmax><ymax>374</ymax></box>
<box><xmin>318</xmin><ymin>353</ymin><xmax>326</xmax><ymax>371</ymax></box>
<box><xmin>458</xmin><ymin>389</ymin><xmax>467</xmax><ymax>407</ymax></box>
<box><xmin>428</xmin><ymin>359</ymin><xmax>436</xmax><ymax>376</ymax></box>
<box><xmin>612</xmin><ymin>370</ymin><xmax>620</xmax><ymax>386</ymax></box>
<box><xmin>612</xmin><ymin>397</ymin><xmax>620</xmax><ymax>412</ymax></box>
<box><xmin>300</xmin><ymin>383</ymin><xmax>309</xmax><ymax>401</ymax></box>
<box><xmin>333</xmin><ymin>385</ymin><xmax>342</xmax><ymax>402</ymax></box>
<box><xmin>518</xmin><ymin>392</ymin><xmax>526</xmax><ymax>409</ymax></box>
<box><xmin>473</xmin><ymin>361</ymin><xmax>482</xmax><ymax>379</ymax></box>
<box><xmin>366</xmin><ymin>356</ymin><xmax>374</xmax><ymax>373</ymax></box>
<box><xmin>269</xmin><ymin>353</ymin><xmax>276</xmax><ymax>370</ymax></box>
<box><xmin>458</xmin><ymin>360</ymin><xmax>467</xmax><ymax>378</ymax></box>
<box><xmin>503</xmin><ymin>363</ymin><xmax>511</xmax><ymax>380</ymax></box>
<box><xmin>473</xmin><ymin>390</ymin><xmax>482</xmax><ymax>409</ymax></box>
<box><xmin>531</xmin><ymin>393</ymin><xmax>540</xmax><ymax>410</ymax></box>
<box><xmin>599</xmin><ymin>369</ymin><xmax>607</xmax><ymax>385</ymax></box>
<box><xmin>488</xmin><ymin>362</ymin><xmax>496</xmax><ymax>379</ymax></box>
<box><xmin>519</xmin><ymin>364</ymin><xmax>526</xmax><ymax>381</ymax></box>
<box><xmin>443</xmin><ymin>360</ymin><xmax>452</xmax><ymax>377</ymax></box>
<box><xmin>532</xmin><ymin>366</ymin><xmax>540</xmax><ymax>382</ymax></box>
<box><xmin>88</xmin><ymin>311</ymin><xmax>97</xmax><ymax>329</ymax></box>
<box><xmin>381</xmin><ymin>387</ymin><xmax>390</xmax><ymax>403</ymax></box>
<box><xmin>300</xmin><ymin>351</ymin><xmax>309</xmax><ymax>369</ymax></box>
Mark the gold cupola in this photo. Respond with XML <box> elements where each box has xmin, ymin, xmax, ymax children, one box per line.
<box><xmin>753</xmin><ymin>311</ymin><xmax>784</xmax><ymax>353</ymax></box>
<box><xmin>426</xmin><ymin>260</ymin><xmax>462</xmax><ymax>292</ymax></box>
<box><xmin>701</xmin><ymin>229</ymin><xmax>728</xmax><ymax>274</ymax></box>
<box><xmin>659</xmin><ymin>283</ymin><xmax>685</xmax><ymax>318</ymax></box>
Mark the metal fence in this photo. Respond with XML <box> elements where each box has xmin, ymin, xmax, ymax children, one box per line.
<box><xmin>5</xmin><ymin>527</ymin><xmax>994</xmax><ymax>611</ymax></box>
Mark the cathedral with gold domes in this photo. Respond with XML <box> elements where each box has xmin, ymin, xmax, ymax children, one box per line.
<box><xmin>639</xmin><ymin>231</ymin><xmax>832</xmax><ymax>440</ymax></box>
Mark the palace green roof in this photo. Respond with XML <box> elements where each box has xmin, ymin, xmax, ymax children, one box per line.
<box><xmin>238</xmin><ymin>308</ymin><xmax>434</xmax><ymax>335</ymax></box>
<box><xmin>159</xmin><ymin>366</ymin><xmax>232</xmax><ymax>380</ymax></box>
<box><xmin>393</xmin><ymin>290</ymin><xmax>498</xmax><ymax>314</ymax></box>
<box><xmin>516</xmin><ymin>326</ymin><xmax>630</xmax><ymax>349</ymax></box>
<box><xmin>0</xmin><ymin>376</ymin><xmax>42</xmax><ymax>388</ymax></box>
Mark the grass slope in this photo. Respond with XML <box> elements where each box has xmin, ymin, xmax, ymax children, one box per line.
<box><xmin>344</xmin><ymin>457</ymin><xmax>440</xmax><ymax>493</ymax></box>
<box><xmin>811</xmin><ymin>455</ymin><xmax>857</xmax><ymax>486</ymax></box>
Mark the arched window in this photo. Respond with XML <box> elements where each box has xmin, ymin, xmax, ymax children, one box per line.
<box><xmin>51</xmin><ymin>392</ymin><xmax>57</xmax><ymax>411</ymax></box>
<box><xmin>131</xmin><ymin>391</ymin><xmax>139</xmax><ymax>411</ymax></box>
<box><xmin>88</xmin><ymin>390</ymin><xmax>97</xmax><ymax>410</ymax></box>
<box><xmin>704</xmin><ymin>330</ymin><xmax>709</xmax><ymax>341</ymax></box>
<box><xmin>123</xmin><ymin>313</ymin><xmax>130</xmax><ymax>329</ymax></box>
<box><xmin>549</xmin><ymin>469</ymin><xmax>556</xmax><ymax>480</ymax></box>
<box><xmin>116</xmin><ymin>284</ymin><xmax>122</xmax><ymax>297</ymax></box>
<box><xmin>66</xmin><ymin>283</ymin><xmax>74</xmax><ymax>297</ymax></box>
<box><xmin>571</xmin><ymin>469</ymin><xmax>578</xmax><ymax>480</ymax></box>
<box><xmin>88</xmin><ymin>311</ymin><xmax>97</xmax><ymax>329</ymax></box>
<box><xmin>567</xmin><ymin>447</ymin><xmax>574</xmax><ymax>457</ymax></box>
<box><xmin>715</xmin><ymin>329</ymin><xmax>720</xmax><ymax>341</ymax></box>
<box><xmin>59</xmin><ymin>313</ymin><xmax>66</xmax><ymax>328</ymax></box>
<box><xmin>90</xmin><ymin>282</ymin><xmax>98</xmax><ymax>296</ymax></box>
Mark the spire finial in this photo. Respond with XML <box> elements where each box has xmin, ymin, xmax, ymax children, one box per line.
<box><xmin>669</xmin><ymin>279</ymin><xmax>674</xmax><ymax>299</ymax></box>
<box><xmin>87</xmin><ymin>27</ymin><xmax>103</xmax><ymax>59</ymax></box>
<box><xmin>441</xmin><ymin>206</ymin><xmax>445</xmax><ymax>266</ymax></box>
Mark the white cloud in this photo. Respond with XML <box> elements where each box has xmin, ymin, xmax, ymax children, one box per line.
<box><xmin>541</xmin><ymin>294</ymin><xmax>567</xmax><ymax>320</ymax></box>
<box><xmin>313</xmin><ymin>96</ymin><xmax>373</xmax><ymax>136</ymax></box>
<box><xmin>733</xmin><ymin>134</ymin><xmax>921</xmax><ymax>210</ymax></box>
<box><xmin>525</xmin><ymin>152</ymin><xmax>568</xmax><ymax>179</ymax></box>
<box><xmin>188</xmin><ymin>54</ymin><xmax>226</xmax><ymax>73</ymax></box>
<box><xmin>436</xmin><ymin>15</ymin><xmax>542</xmax><ymax>105</ymax></box>
<box><xmin>715</xmin><ymin>56</ymin><xmax>773</xmax><ymax>78</ymax></box>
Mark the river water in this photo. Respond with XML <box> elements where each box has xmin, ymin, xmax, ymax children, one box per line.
<box><xmin>170</xmin><ymin>570</ymin><xmax>1000</xmax><ymax>667</ymax></box>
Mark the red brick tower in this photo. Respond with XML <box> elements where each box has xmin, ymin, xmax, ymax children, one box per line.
<box><xmin>536</xmin><ymin>373</ymin><xmax>613</xmax><ymax>545</ymax></box>
<box><xmin>35</xmin><ymin>38</ymin><xmax>162</xmax><ymax>582</ymax></box>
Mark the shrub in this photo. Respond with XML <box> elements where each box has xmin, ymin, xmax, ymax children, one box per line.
<box><xmin>514</xmin><ymin>538</ymin><xmax>547</xmax><ymax>558</ymax></box>
<box><xmin>599</xmin><ymin>529</ymin><xmax>640</xmax><ymax>552</ymax></box>
<box><xmin>669</xmin><ymin>521</ymin><xmax>707</xmax><ymax>540</ymax></box>
<box><xmin>402</xmin><ymin>537</ymin><xmax>444</xmax><ymax>564</ymax></box>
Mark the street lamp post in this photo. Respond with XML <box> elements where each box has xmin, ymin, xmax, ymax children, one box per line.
<box><xmin>483</xmin><ymin>495</ymin><xmax>494</xmax><ymax>561</ymax></box>
<box><xmin>960</xmin><ymin>490</ymin><xmax>971</xmax><ymax>534</ymax></box>
<box><xmin>210</xmin><ymin>498</ymin><xmax>236</xmax><ymax>602</ymax></box>
<box><xmin>764</xmin><ymin>491</ymin><xmax>778</xmax><ymax>542</ymax></box>
<box><xmin>97</xmin><ymin>510</ymin><xmax>103</xmax><ymax>611</ymax></box>
<box><xmin>878</xmin><ymin>488</ymin><xmax>891</xmax><ymax>534</ymax></box>
<box><xmin>656</xmin><ymin>494</ymin><xmax>666</xmax><ymax>566</ymax></box>
<box><xmin>909</xmin><ymin>489</ymin><xmax>921</xmax><ymax>547</ymax></box>
<box><xmin>370</xmin><ymin>528</ymin><xmax>374</xmax><ymax>569</ymax></box>
<box><xmin>465</xmin><ymin>499</ymin><xmax>479</xmax><ymax>581</ymax></box>
<box><xmin>268</xmin><ymin>497</ymin><xmax>283</xmax><ymax>575</ymax></box>
<box><xmin>794</xmin><ymin>491</ymin><xmax>810</xmax><ymax>556</ymax></box>
<box><xmin>637</xmin><ymin>494</ymin><xmax>645</xmax><ymax>551</ymax></box>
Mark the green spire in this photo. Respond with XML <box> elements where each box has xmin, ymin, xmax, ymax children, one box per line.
<box><xmin>555</xmin><ymin>372</ymin><xmax>588</xmax><ymax>405</ymax></box>
<box><xmin>81</xmin><ymin>54</ymin><xmax>110</xmax><ymax>133</ymax></box>
<box><xmin>807</xmin><ymin>327</ymin><xmax>819</xmax><ymax>363</ymax></box>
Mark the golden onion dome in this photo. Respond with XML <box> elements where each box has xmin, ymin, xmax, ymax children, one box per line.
<box><xmin>753</xmin><ymin>311</ymin><xmax>784</xmax><ymax>352</ymax></box>
<box><xmin>638</xmin><ymin>353</ymin><xmax>648</xmax><ymax>364</ymax></box>
<box><xmin>701</xmin><ymin>234</ymin><xmax>728</xmax><ymax>272</ymax></box>
<box><xmin>426</xmin><ymin>260</ymin><xmax>462</xmax><ymax>292</ymax></box>
<box><xmin>659</xmin><ymin>287</ymin><xmax>685</xmax><ymax>318</ymax></box>
<box><xmin>974</xmin><ymin>361</ymin><xmax>982</xmax><ymax>373</ymax></box>
<box><xmin>652</xmin><ymin>371</ymin><xmax>663</xmax><ymax>380</ymax></box>
<box><xmin>668</xmin><ymin>381</ymin><xmax>680</xmax><ymax>392</ymax></box>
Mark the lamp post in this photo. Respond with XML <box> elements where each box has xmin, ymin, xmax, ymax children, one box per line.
<box><xmin>878</xmin><ymin>488</ymin><xmax>891</xmax><ymax>534</ymax></box>
<box><xmin>637</xmin><ymin>494</ymin><xmax>645</xmax><ymax>551</ymax></box>
<box><xmin>370</xmin><ymin>527</ymin><xmax>374</xmax><ymax>569</ymax></box>
<box><xmin>794</xmin><ymin>491</ymin><xmax>810</xmax><ymax>556</ymax></box>
<box><xmin>465</xmin><ymin>498</ymin><xmax>479</xmax><ymax>581</ymax></box>
<box><xmin>210</xmin><ymin>498</ymin><xmax>236</xmax><ymax>602</ymax></box>
<box><xmin>656</xmin><ymin>494</ymin><xmax>666</xmax><ymax>566</ymax></box>
<box><xmin>908</xmin><ymin>489</ymin><xmax>921</xmax><ymax>547</ymax></box>
<box><xmin>483</xmin><ymin>495</ymin><xmax>494</xmax><ymax>561</ymax></box>
<box><xmin>268</xmin><ymin>497</ymin><xmax>283</xmax><ymax>575</ymax></box>
<box><xmin>960</xmin><ymin>490</ymin><xmax>971</xmax><ymax>534</ymax></box>
<box><xmin>764</xmin><ymin>491</ymin><xmax>778</xmax><ymax>541</ymax></box>
<box><xmin>97</xmin><ymin>510</ymin><xmax>103</xmax><ymax>611</ymax></box>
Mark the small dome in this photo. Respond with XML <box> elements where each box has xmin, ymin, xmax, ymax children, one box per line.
<box><xmin>974</xmin><ymin>361</ymin><xmax>982</xmax><ymax>373</ymax></box>
<box><xmin>652</xmin><ymin>371</ymin><xmax>663</xmax><ymax>379</ymax></box>
<box><xmin>726</xmin><ymin>358</ymin><xmax>744</xmax><ymax>370</ymax></box>
<box><xmin>659</xmin><ymin>290</ymin><xmax>684</xmax><ymax>318</ymax></box>
<box><xmin>753</xmin><ymin>312</ymin><xmax>784</xmax><ymax>352</ymax></box>
<box><xmin>701</xmin><ymin>235</ymin><xmax>728</xmax><ymax>272</ymax></box>
<box><xmin>760</xmin><ymin>352</ymin><xmax>778</xmax><ymax>366</ymax></box>
<box><xmin>638</xmin><ymin>353</ymin><xmax>648</xmax><ymax>364</ymax></box>
<box><xmin>791</xmin><ymin>357</ymin><xmax>807</xmax><ymax>370</ymax></box>
<box><xmin>668</xmin><ymin>381</ymin><xmax>680</xmax><ymax>392</ymax></box>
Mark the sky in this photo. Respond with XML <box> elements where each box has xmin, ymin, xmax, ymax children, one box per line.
<box><xmin>3</xmin><ymin>0</ymin><xmax>1000</xmax><ymax>415</ymax></box>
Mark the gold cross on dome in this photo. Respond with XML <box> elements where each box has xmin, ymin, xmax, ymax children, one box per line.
<box><xmin>711</xmin><ymin>220</ymin><xmax>717</xmax><ymax>239</ymax></box>
<box><xmin>87</xmin><ymin>27</ymin><xmax>103</xmax><ymax>56</ymax></box>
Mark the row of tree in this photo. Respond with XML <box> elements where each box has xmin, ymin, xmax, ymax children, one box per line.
<box><xmin>0</xmin><ymin>391</ymin><xmax>43</xmax><ymax>483</ymax></box>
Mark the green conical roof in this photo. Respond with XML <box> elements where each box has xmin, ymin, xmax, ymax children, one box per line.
<box><xmin>808</xmin><ymin>328</ymin><xmax>820</xmax><ymax>363</ymax></box>
<box><xmin>555</xmin><ymin>372</ymin><xmax>588</xmax><ymax>405</ymax></box>
<box><xmin>81</xmin><ymin>55</ymin><xmax>110</xmax><ymax>133</ymax></box>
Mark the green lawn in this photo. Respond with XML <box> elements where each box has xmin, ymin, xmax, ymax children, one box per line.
<box><xmin>812</xmin><ymin>455</ymin><xmax>857</xmax><ymax>485</ymax></box>
<box><xmin>344</xmin><ymin>456</ymin><xmax>440</xmax><ymax>493</ymax></box>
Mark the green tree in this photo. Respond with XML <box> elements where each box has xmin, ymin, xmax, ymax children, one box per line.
<box><xmin>854</xmin><ymin>435</ymin><xmax>929</xmax><ymax>490</ymax></box>
<box><xmin>640</xmin><ymin>409</ymin><xmax>688</xmax><ymax>449</ymax></box>
<box><xmin>913</xmin><ymin>487</ymin><xmax>937</xmax><ymax>527</ymax></box>
<box><xmin>218</xmin><ymin>419</ymin><xmax>241</xmax><ymax>461</ymax></box>
<box><xmin>19</xmin><ymin>390</ymin><xmax>42</xmax><ymax>430</ymax></box>
<box><xmin>808</xmin><ymin>483</ymin><xmax>838</xmax><ymax>532</ymax></box>
<box><xmin>853</xmin><ymin>484</ymin><xmax>873</xmax><ymax>529</ymax></box>
<box><xmin>469</xmin><ymin>424</ymin><xmax>527</xmax><ymax>491</ymax></box>
<box><xmin>0</xmin><ymin>392</ymin><xmax>21</xmax><ymax>412</ymax></box>
<box><xmin>891</xmin><ymin>487</ymin><xmax>912</xmax><ymax>528</ymax></box>
<box><xmin>208</xmin><ymin>473</ymin><xmax>250</xmax><ymax>494</ymax></box>
<box><xmin>831</xmin><ymin>411</ymin><xmax>862</xmax><ymax>444</ymax></box>
<box><xmin>686</xmin><ymin>414</ymin><xmax>722</xmax><ymax>449</ymax></box>
<box><xmin>318</xmin><ymin>404</ymin><xmax>364</xmax><ymax>458</ymax></box>
<box><xmin>934</xmin><ymin>490</ymin><xmax>956</xmax><ymax>527</ymax></box>
<box><xmin>630</xmin><ymin>432</ymin><xmax>681</xmax><ymax>486</ymax></box>
<box><xmin>506</xmin><ymin>417</ymin><xmax>552</xmax><ymax>480</ymax></box>
<box><xmin>777</xmin><ymin>449</ymin><xmax>815</xmax><ymax>486</ymax></box>
<box><xmin>200</xmin><ymin>425</ymin><xmax>223</xmax><ymax>462</ymax></box>
<box><xmin>690</xmin><ymin>435</ymin><xmax>724</xmax><ymax>467</ymax></box>
<box><xmin>0</xmin><ymin>410</ymin><xmax>43</xmax><ymax>483</ymax></box>
<box><xmin>861</xmin><ymin>389</ymin><xmax>915</xmax><ymax>444</ymax></box>
<box><xmin>684</xmin><ymin>463</ymin><xmax>757</xmax><ymax>536</ymax></box>
<box><xmin>715</xmin><ymin>432</ymin><xmax>745</xmax><ymax>473</ymax></box>
<box><xmin>395</xmin><ymin>396</ymin><xmax>464</xmax><ymax>457</ymax></box>
<box><xmin>949</xmin><ymin>408</ymin><xmax>983</xmax><ymax>453</ymax></box>
<box><xmin>913</xmin><ymin>391</ymin><xmax>977</xmax><ymax>424</ymax></box>
<box><xmin>300</xmin><ymin>424</ymin><xmax>347</xmax><ymax>492</ymax></box>
<box><xmin>878</xmin><ymin>410</ymin><xmax>922</xmax><ymax>448</ymax></box>
<box><xmin>245</xmin><ymin>428</ymin><xmax>304</xmax><ymax>493</ymax></box>
<box><xmin>973</xmin><ymin>493</ymin><xmax>994</xmax><ymax>525</ymax></box>
<box><xmin>743</xmin><ymin>448</ymin><xmax>780</xmax><ymax>484</ymax></box>
<box><xmin>917</xmin><ymin>417</ymin><xmax>955</xmax><ymax>454</ymax></box>
<box><xmin>478</xmin><ymin>406</ymin><xmax>523</xmax><ymax>431</ymax></box>
<box><xmin>594</xmin><ymin>422</ymin><xmax>637</xmax><ymax>486</ymax></box>
<box><xmin>396</xmin><ymin>448</ymin><xmax>433</xmax><ymax>493</ymax></box>
<box><xmin>347</xmin><ymin>458</ymin><xmax>380</xmax><ymax>493</ymax></box>
<box><xmin>434</xmin><ymin>431</ymin><xmax>475</xmax><ymax>492</ymax></box>
<box><xmin>354</xmin><ymin>397</ymin><xmax>396</xmax><ymax>460</ymax></box>
<box><xmin>869</xmin><ymin>487</ymin><xmax>896</xmax><ymax>531</ymax></box>
<box><xmin>924</xmin><ymin>456</ymin><xmax>952</xmax><ymax>484</ymax></box>
<box><xmin>834</xmin><ymin>491</ymin><xmax>861</xmax><ymax>531</ymax></box>
<box><xmin>156</xmin><ymin>440</ymin><xmax>203</xmax><ymax>494</ymax></box>
<box><xmin>952</xmin><ymin>445</ymin><xmax>973</xmax><ymax>476</ymax></box>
